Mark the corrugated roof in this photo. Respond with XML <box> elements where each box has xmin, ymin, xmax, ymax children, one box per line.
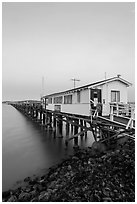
<box><xmin>43</xmin><ymin>76</ymin><xmax>132</xmax><ymax>98</ymax></box>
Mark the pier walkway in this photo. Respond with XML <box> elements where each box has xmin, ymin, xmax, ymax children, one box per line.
<box><xmin>9</xmin><ymin>101</ymin><xmax>135</xmax><ymax>148</ymax></box>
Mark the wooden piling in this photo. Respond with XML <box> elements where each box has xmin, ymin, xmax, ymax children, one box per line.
<box><xmin>53</xmin><ymin>114</ymin><xmax>56</xmax><ymax>137</ymax></box>
<box><xmin>84</xmin><ymin>120</ymin><xmax>87</xmax><ymax>138</ymax></box>
<box><xmin>36</xmin><ymin>109</ymin><xmax>38</xmax><ymax>121</ymax></box>
<box><xmin>66</xmin><ymin>117</ymin><xmax>70</xmax><ymax>136</ymax></box>
<box><xmin>45</xmin><ymin>112</ymin><xmax>48</xmax><ymax>127</ymax></box>
<box><xmin>71</xmin><ymin>120</ymin><xmax>73</xmax><ymax>134</ymax></box>
<box><xmin>74</xmin><ymin>119</ymin><xmax>79</xmax><ymax>146</ymax></box>
<box><xmin>58</xmin><ymin>115</ymin><xmax>63</xmax><ymax>136</ymax></box>
<box><xmin>80</xmin><ymin>119</ymin><xmax>84</xmax><ymax>138</ymax></box>
<box><xmin>40</xmin><ymin>111</ymin><xmax>42</xmax><ymax>123</ymax></box>
<box><xmin>53</xmin><ymin>114</ymin><xmax>56</xmax><ymax>129</ymax></box>
<box><xmin>49</xmin><ymin>113</ymin><xmax>52</xmax><ymax>127</ymax></box>
<box><xmin>32</xmin><ymin>108</ymin><xmax>35</xmax><ymax>119</ymax></box>
<box><xmin>43</xmin><ymin>113</ymin><xmax>45</xmax><ymax>125</ymax></box>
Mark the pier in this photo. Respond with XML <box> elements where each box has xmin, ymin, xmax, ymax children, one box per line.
<box><xmin>10</xmin><ymin>101</ymin><xmax>135</xmax><ymax>149</ymax></box>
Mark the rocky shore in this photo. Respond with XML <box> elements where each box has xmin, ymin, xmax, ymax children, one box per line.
<box><xmin>2</xmin><ymin>137</ymin><xmax>135</xmax><ymax>202</ymax></box>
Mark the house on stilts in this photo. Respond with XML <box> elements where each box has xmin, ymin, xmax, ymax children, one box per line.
<box><xmin>42</xmin><ymin>75</ymin><xmax>132</xmax><ymax>117</ymax></box>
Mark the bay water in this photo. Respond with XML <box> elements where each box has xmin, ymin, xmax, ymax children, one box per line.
<box><xmin>2</xmin><ymin>104</ymin><xmax>94</xmax><ymax>191</ymax></box>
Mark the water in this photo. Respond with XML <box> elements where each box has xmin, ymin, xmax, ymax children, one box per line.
<box><xmin>2</xmin><ymin>104</ymin><xmax>94</xmax><ymax>191</ymax></box>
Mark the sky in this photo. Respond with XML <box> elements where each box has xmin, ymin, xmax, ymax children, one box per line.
<box><xmin>2</xmin><ymin>2</ymin><xmax>135</xmax><ymax>102</ymax></box>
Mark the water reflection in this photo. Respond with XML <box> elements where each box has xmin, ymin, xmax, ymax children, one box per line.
<box><xmin>2</xmin><ymin>104</ymin><xmax>94</xmax><ymax>191</ymax></box>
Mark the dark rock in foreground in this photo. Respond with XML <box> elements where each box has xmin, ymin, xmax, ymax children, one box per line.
<box><xmin>2</xmin><ymin>138</ymin><xmax>135</xmax><ymax>202</ymax></box>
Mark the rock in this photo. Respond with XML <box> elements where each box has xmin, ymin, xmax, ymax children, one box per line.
<box><xmin>67</xmin><ymin>165</ymin><xmax>72</xmax><ymax>171</ymax></box>
<box><xmin>29</xmin><ymin>179</ymin><xmax>38</xmax><ymax>185</ymax></box>
<box><xmin>39</xmin><ymin>178</ymin><xmax>45</xmax><ymax>184</ymax></box>
<box><xmin>103</xmin><ymin>197</ymin><xmax>112</xmax><ymax>202</ymax></box>
<box><xmin>30</xmin><ymin>190</ymin><xmax>37</xmax><ymax>197</ymax></box>
<box><xmin>117</xmin><ymin>136</ymin><xmax>129</xmax><ymax>146</ymax></box>
<box><xmin>39</xmin><ymin>192</ymin><xmax>51</xmax><ymax>201</ymax></box>
<box><xmin>24</xmin><ymin>176</ymin><xmax>31</xmax><ymax>182</ymax></box>
<box><xmin>37</xmin><ymin>184</ymin><xmax>43</xmax><ymax>191</ymax></box>
<box><xmin>33</xmin><ymin>184</ymin><xmax>39</xmax><ymax>190</ymax></box>
<box><xmin>72</xmin><ymin>156</ymin><xmax>79</xmax><ymax>160</ymax></box>
<box><xmin>7</xmin><ymin>195</ymin><xmax>17</xmax><ymax>202</ymax></box>
<box><xmin>88</xmin><ymin>160</ymin><xmax>91</xmax><ymax>165</ymax></box>
<box><xmin>24</xmin><ymin>186</ymin><xmax>32</xmax><ymax>193</ymax></box>
<box><xmin>38</xmin><ymin>191</ymin><xmax>47</xmax><ymax>201</ymax></box>
<box><xmin>102</xmin><ymin>188</ymin><xmax>110</xmax><ymax>197</ymax></box>
<box><xmin>48</xmin><ymin>181</ymin><xmax>57</xmax><ymax>189</ymax></box>
<box><xmin>31</xmin><ymin>197</ymin><xmax>39</xmax><ymax>202</ymax></box>
<box><xmin>91</xmin><ymin>141</ymin><xmax>107</xmax><ymax>154</ymax></box>
<box><xmin>18</xmin><ymin>192</ymin><xmax>31</xmax><ymax>201</ymax></box>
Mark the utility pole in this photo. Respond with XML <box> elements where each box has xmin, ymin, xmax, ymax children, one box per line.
<box><xmin>41</xmin><ymin>76</ymin><xmax>45</xmax><ymax>98</ymax></box>
<box><xmin>71</xmin><ymin>78</ymin><xmax>80</xmax><ymax>89</ymax></box>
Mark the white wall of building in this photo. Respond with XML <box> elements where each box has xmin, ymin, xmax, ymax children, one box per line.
<box><xmin>62</xmin><ymin>103</ymin><xmax>90</xmax><ymax>115</ymax></box>
<box><xmin>95</xmin><ymin>80</ymin><xmax>128</xmax><ymax>115</ymax></box>
<box><xmin>46</xmin><ymin>89</ymin><xmax>90</xmax><ymax>115</ymax></box>
<box><xmin>70</xmin><ymin>89</ymin><xmax>89</xmax><ymax>104</ymax></box>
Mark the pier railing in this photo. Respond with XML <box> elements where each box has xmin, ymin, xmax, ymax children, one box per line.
<box><xmin>109</xmin><ymin>102</ymin><xmax>135</xmax><ymax>129</ymax></box>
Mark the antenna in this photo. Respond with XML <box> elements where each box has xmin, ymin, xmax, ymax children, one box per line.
<box><xmin>105</xmin><ymin>72</ymin><xmax>107</xmax><ymax>80</ymax></box>
<box><xmin>42</xmin><ymin>76</ymin><xmax>45</xmax><ymax>97</ymax></box>
<box><xmin>71</xmin><ymin>78</ymin><xmax>80</xmax><ymax>89</ymax></box>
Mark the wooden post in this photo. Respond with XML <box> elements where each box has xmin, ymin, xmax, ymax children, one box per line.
<box><xmin>116</xmin><ymin>103</ymin><xmax>119</xmax><ymax>116</ymax></box>
<box><xmin>36</xmin><ymin>109</ymin><xmax>38</xmax><ymax>121</ymax></box>
<box><xmin>110</xmin><ymin>104</ymin><xmax>114</xmax><ymax>121</ymax></box>
<box><xmin>32</xmin><ymin>108</ymin><xmax>35</xmax><ymax>119</ymax></box>
<box><xmin>58</xmin><ymin>115</ymin><xmax>63</xmax><ymax>136</ymax></box>
<box><xmin>40</xmin><ymin>111</ymin><xmax>42</xmax><ymax>123</ymax></box>
<box><xmin>80</xmin><ymin>119</ymin><xmax>84</xmax><ymax>138</ymax></box>
<box><xmin>74</xmin><ymin>119</ymin><xmax>79</xmax><ymax>147</ymax></box>
<box><xmin>71</xmin><ymin>120</ymin><xmax>73</xmax><ymax>134</ymax></box>
<box><xmin>84</xmin><ymin>120</ymin><xmax>87</xmax><ymax>138</ymax></box>
<box><xmin>126</xmin><ymin>104</ymin><xmax>129</xmax><ymax>116</ymax></box>
<box><xmin>49</xmin><ymin>113</ymin><xmax>52</xmax><ymax>127</ymax></box>
<box><xmin>31</xmin><ymin>107</ymin><xmax>33</xmax><ymax>118</ymax></box>
<box><xmin>53</xmin><ymin>114</ymin><xmax>56</xmax><ymax>137</ymax></box>
<box><xmin>66</xmin><ymin>117</ymin><xmax>70</xmax><ymax>136</ymax></box>
<box><xmin>98</xmin><ymin>127</ymin><xmax>102</xmax><ymax>141</ymax></box>
<box><xmin>46</xmin><ymin>112</ymin><xmax>49</xmax><ymax>127</ymax></box>
<box><xmin>126</xmin><ymin>109</ymin><xmax>134</xmax><ymax>129</ymax></box>
<box><xmin>43</xmin><ymin>113</ymin><xmax>45</xmax><ymax>125</ymax></box>
<box><xmin>53</xmin><ymin>114</ymin><xmax>56</xmax><ymax>129</ymax></box>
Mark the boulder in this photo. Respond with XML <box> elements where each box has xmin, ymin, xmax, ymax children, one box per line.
<box><xmin>7</xmin><ymin>195</ymin><xmax>17</xmax><ymax>202</ymax></box>
<box><xmin>18</xmin><ymin>192</ymin><xmax>31</xmax><ymax>201</ymax></box>
<box><xmin>91</xmin><ymin>141</ymin><xmax>107</xmax><ymax>155</ymax></box>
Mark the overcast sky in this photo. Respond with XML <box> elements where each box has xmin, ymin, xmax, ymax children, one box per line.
<box><xmin>2</xmin><ymin>2</ymin><xmax>135</xmax><ymax>101</ymax></box>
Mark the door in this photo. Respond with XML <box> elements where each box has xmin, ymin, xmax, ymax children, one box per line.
<box><xmin>90</xmin><ymin>88</ymin><xmax>102</xmax><ymax>116</ymax></box>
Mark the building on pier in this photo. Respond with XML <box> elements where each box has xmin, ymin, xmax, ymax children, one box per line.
<box><xmin>42</xmin><ymin>75</ymin><xmax>132</xmax><ymax>116</ymax></box>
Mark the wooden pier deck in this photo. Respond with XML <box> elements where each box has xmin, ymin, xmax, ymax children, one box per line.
<box><xmin>97</xmin><ymin>115</ymin><xmax>135</xmax><ymax>130</ymax></box>
<box><xmin>9</xmin><ymin>102</ymin><xmax>135</xmax><ymax>148</ymax></box>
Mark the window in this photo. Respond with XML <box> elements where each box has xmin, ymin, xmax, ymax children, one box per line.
<box><xmin>54</xmin><ymin>105</ymin><xmax>61</xmax><ymax>111</ymax></box>
<box><xmin>54</xmin><ymin>96</ymin><xmax>63</xmax><ymax>104</ymax></box>
<box><xmin>77</xmin><ymin>91</ymin><xmax>81</xmax><ymax>103</ymax></box>
<box><xmin>94</xmin><ymin>92</ymin><xmax>98</xmax><ymax>98</ymax></box>
<box><xmin>48</xmin><ymin>98</ymin><xmax>52</xmax><ymax>104</ymax></box>
<box><xmin>111</xmin><ymin>91</ymin><xmax>120</xmax><ymax>102</ymax></box>
<box><xmin>64</xmin><ymin>95</ymin><xmax>72</xmax><ymax>104</ymax></box>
